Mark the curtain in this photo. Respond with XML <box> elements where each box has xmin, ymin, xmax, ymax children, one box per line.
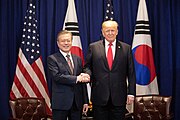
<box><xmin>0</xmin><ymin>0</ymin><xmax>180</xmax><ymax>119</ymax></box>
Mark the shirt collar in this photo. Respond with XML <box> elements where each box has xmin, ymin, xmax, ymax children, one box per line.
<box><xmin>59</xmin><ymin>49</ymin><xmax>71</xmax><ymax>58</ymax></box>
<box><xmin>105</xmin><ymin>39</ymin><xmax>116</xmax><ymax>47</ymax></box>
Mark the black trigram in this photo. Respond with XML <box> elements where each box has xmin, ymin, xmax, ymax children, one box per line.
<box><xmin>135</xmin><ymin>20</ymin><xmax>150</xmax><ymax>35</ymax></box>
<box><xmin>65</xmin><ymin>22</ymin><xmax>80</xmax><ymax>36</ymax></box>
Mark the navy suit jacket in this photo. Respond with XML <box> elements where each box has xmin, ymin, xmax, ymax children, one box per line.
<box><xmin>47</xmin><ymin>51</ymin><xmax>88</xmax><ymax>110</ymax></box>
<box><xmin>84</xmin><ymin>40</ymin><xmax>136</xmax><ymax>106</ymax></box>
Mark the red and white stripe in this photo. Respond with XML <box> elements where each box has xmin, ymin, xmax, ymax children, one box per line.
<box><xmin>10</xmin><ymin>49</ymin><xmax>51</xmax><ymax>114</ymax></box>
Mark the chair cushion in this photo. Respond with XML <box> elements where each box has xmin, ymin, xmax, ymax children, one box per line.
<box><xmin>9</xmin><ymin>97</ymin><xmax>47</xmax><ymax>120</ymax></box>
<box><xmin>134</xmin><ymin>95</ymin><xmax>172</xmax><ymax>120</ymax></box>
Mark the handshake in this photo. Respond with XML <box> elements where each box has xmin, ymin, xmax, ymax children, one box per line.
<box><xmin>77</xmin><ymin>73</ymin><xmax>90</xmax><ymax>83</ymax></box>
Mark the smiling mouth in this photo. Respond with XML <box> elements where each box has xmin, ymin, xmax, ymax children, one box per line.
<box><xmin>63</xmin><ymin>46</ymin><xmax>70</xmax><ymax>48</ymax></box>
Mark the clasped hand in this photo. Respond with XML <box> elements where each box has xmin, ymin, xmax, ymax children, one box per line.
<box><xmin>77</xmin><ymin>73</ymin><xmax>90</xmax><ymax>83</ymax></box>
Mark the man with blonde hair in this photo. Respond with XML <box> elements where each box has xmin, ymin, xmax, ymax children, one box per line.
<box><xmin>83</xmin><ymin>20</ymin><xmax>136</xmax><ymax>120</ymax></box>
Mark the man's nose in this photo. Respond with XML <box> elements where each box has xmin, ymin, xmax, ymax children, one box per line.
<box><xmin>65</xmin><ymin>41</ymin><xmax>68</xmax><ymax>44</ymax></box>
<box><xmin>109</xmin><ymin>31</ymin><xmax>113</xmax><ymax>34</ymax></box>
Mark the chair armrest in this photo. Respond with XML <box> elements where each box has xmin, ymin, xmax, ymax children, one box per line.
<box><xmin>163</xmin><ymin>113</ymin><xmax>174</xmax><ymax>120</ymax></box>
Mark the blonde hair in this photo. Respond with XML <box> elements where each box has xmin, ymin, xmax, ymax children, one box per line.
<box><xmin>102</xmin><ymin>20</ymin><xmax>118</xmax><ymax>29</ymax></box>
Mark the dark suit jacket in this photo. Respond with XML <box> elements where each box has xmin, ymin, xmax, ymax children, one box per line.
<box><xmin>47</xmin><ymin>51</ymin><xmax>88</xmax><ymax>110</ymax></box>
<box><xmin>83</xmin><ymin>40</ymin><xmax>136</xmax><ymax>106</ymax></box>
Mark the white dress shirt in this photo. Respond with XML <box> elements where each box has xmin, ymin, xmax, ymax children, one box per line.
<box><xmin>105</xmin><ymin>39</ymin><xmax>116</xmax><ymax>59</ymax></box>
<box><xmin>59</xmin><ymin>49</ymin><xmax>74</xmax><ymax>68</ymax></box>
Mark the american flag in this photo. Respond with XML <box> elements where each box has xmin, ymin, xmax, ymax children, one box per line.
<box><xmin>101</xmin><ymin>0</ymin><xmax>114</xmax><ymax>39</ymax></box>
<box><xmin>104</xmin><ymin>0</ymin><xmax>114</xmax><ymax>21</ymax></box>
<box><xmin>10</xmin><ymin>0</ymin><xmax>51</xmax><ymax>114</ymax></box>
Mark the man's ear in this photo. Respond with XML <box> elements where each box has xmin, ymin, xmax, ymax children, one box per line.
<box><xmin>101</xmin><ymin>29</ymin><xmax>104</xmax><ymax>36</ymax></box>
<box><xmin>57</xmin><ymin>41</ymin><xmax>59</xmax><ymax>48</ymax></box>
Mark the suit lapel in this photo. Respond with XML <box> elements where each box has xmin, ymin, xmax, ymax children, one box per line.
<box><xmin>57</xmin><ymin>52</ymin><xmax>72</xmax><ymax>75</ymax></box>
<box><xmin>72</xmin><ymin>55</ymin><xmax>77</xmax><ymax>75</ymax></box>
<box><xmin>99</xmin><ymin>40</ymin><xmax>109</xmax><ymax>69</ymax></box>
<box><xmin>99</xmin><ymin>40</ymin><xmax>122</xmax><ymax>70</ymax></box>
<box><xmin>112</xmin><ymin>41</ymin><xmax>122</xmax><ymax>69</ymax></box>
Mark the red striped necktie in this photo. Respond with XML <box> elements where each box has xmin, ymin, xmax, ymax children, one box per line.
<box><xmin>66</xmin><ymin>54</ymin><xmax>74</xmax><ymax>74</ymax></box>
